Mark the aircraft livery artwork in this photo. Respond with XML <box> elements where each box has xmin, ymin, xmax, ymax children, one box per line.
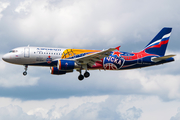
<box><xmin>2</xmin><ymin>28</ymin><xmax>175</xmax><ymax>80</ymax></box>
<box><xmin>103</xmin><ymin>52</ymin><xmax>125</xmax><ymax>70</ymax></box>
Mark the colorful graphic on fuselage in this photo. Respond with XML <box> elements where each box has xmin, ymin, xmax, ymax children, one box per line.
<box><xmin>46</xmin><ymin>56</ymin><xmax>52</xmax><ymax>64</ymax></box>
<box><xmin>103</xmin><ymin>51</ymin><xmax>125</xmax><ymax>70</ymax></box>
<box><xmin>61</xmin><ymin>49</ymin><xmax>100</xmax><ymax>59</ymax></box>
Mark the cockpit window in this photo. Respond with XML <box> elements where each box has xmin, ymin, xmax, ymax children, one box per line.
<box><xmin>9</xmin><ymin>50</ymin><xmax>18</xmax><ymax>53</ymax></box>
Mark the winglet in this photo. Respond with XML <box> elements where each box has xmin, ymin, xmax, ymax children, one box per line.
<box><xmin>115</xmin><ymin>46</ymin><xmax>121</xmax><ymax>51</ymax></box>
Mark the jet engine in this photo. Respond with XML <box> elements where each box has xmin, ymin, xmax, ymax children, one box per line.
<box><xmin>50</xmin><ymin>67</ymin><xmax>73</xmax><ymax>75</ymax></box>
<box><xmin>57</xmin><ymin>60</ymin><xmax>76</xmax><ymax>70</ymax></box>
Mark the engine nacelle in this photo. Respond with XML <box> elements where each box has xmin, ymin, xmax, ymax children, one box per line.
<box><xmin>50</xmin><ymin>67</ymin><xmax>74</xmax><ymax>75</ymax></box>
<box><xmin>50</xmin><ymin>67</ymin><xmax>66</xmax><ymax>75</ymax></box>
<box><xmin>57</xmin><ymin>60</ymin><xmax>75</xmax><ymax>70</ymax></box>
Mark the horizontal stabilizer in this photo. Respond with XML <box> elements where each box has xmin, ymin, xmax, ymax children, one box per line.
<box><xmin>152</xmin><ymin>55</ymin><xmax>176</xmax><ymax>62</ymax></box>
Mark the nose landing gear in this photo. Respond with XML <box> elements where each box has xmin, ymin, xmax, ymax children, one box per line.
<box><xmin>23</xmin><ymin>65</ymin><xmax>28</xmax><ymax>76</ymax></box>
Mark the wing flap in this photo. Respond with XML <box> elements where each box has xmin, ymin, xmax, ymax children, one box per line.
<box><xmin>152</xmin><ymin>55</ymin><xmax>176</xmax><ymax>62</ymax></box>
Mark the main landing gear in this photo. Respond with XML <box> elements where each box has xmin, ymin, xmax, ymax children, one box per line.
<box><xmin>78</xmin><ymin>64</ymin><xmax>90</xmax><ymax>81</ymax></box>
<box><xmin>23</xmin><ymin>65</ymin><xmax>28</xmax><ymax>76</ymax></box>
<box><xmin>84</xmin><ymin>71</ymin><xmax>90</xmax><ymax>78</ymax></box>
<box><xmin>78</xmin><ymin>71</ymin><xmax>90</xmax><ymax>81</ymax></box>
<box><xmin>78</xmin><ymin>65</ymin><xmax>90</xmax><ymax>81</ymax></box>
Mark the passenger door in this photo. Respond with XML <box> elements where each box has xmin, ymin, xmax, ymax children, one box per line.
<box><xmin>24</xmin><ymin>47</ymin><xmax>30</xmax><ymax>58</ymax></box>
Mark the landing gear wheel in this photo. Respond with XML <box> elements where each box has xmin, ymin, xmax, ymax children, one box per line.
<box><xmin>84</xmin><ymin>71</ymin><xmax>90</xmax><ymax>78</ymax></box>
<box><xmin>78</xmin><ymin>74</ymin><xmax>84</xmax><ymax>81</ymax></box>
<box><xmin>23</xmin><ymin>71</ymin><xmax>27</xmax><ymax>76</ymax></box>
<box><xmin>23</xmin><ymin>65</ymin><xmax>28</xmax><ymax>76</ymax></box>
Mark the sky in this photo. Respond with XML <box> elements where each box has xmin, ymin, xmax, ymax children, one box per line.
<box><xmin>0</xmin><ymin>0</ymin><xmax>180</xmax><ymax>119</ymax></box>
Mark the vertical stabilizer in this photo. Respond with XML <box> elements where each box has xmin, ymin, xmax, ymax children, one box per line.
<box><xmin>143</xmin><ymin>27</ymin><xmax>172</xmax><ymax>56</ymax></box>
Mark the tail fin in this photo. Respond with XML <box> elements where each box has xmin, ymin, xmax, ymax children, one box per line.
<box><xmin>143</xmin><ymin>27</ymin><xmax>172</xmax><ymax>56</ymax></box>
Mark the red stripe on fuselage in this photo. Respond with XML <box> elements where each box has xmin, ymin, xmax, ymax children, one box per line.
<box><xmin>121</xmin><ymin>51</ymin><xmax>158</xmax><ymax>61</ymax></box>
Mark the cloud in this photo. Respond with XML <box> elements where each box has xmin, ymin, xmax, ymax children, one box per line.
<box><xmin>122</xmin><ymin>70</ymin><xmax>180</xmax><ymax>100</ymax></box>
<box><xmin>0</xmin><ymin>54</ymin><xmax>39</xmax><ymax>87</ymax></box>
<box><xmin>0</xmin><ymin>0</ymin><xmax>180</xmax><ymax>52</ymax></box>
<box><xmin>0</xmin><ymin>96</ymin><xmax>109</xmax><ymax>120</ymax></box>
<box><xmin>26</xmin><ymin>95</ymin><xmax>143</xmax><ymax>120</ymax></box>
<box><xmin>0</xmin><ymin>95</ymin><xmax>179</xmax><ymax>120</ymax></box>
<box><xmin>122</xmin><ymin>106</ymin><xmax>143</xmax><ymax>120</ymax></box>
<box><xmin>171</xmin><ymin>108</ymin><xmax>180</xmax><ymax>120</ymax></box>
<box><xmin>27</xmin><ymin>107</ymin><xmax>49</xmax><ymax>119</ymax></box>
<box><xmin>15</xmin><ymin>0</ymin><xmax>32</xmax><ymax>14</ymax></box>
<box><xmin>0</xmin><ymin>104</ymin><xmax>38</xmax><ymax>120</ymax></box>
<box><xmin>0</xmin><ymin>1</ymin><xmax>10</xmax><ymax>20</ymax></box>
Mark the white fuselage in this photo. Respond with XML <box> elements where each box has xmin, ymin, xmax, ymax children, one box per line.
<box><xmin>2</xmin><ymin>46</ymin><xmax>66</xmax><ymax>66</ymax></box>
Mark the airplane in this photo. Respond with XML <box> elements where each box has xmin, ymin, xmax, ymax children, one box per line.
<box><xmin>2</xmin><ymin>27</ymin><xmax>175</xmax><ymax>80</ymax></box>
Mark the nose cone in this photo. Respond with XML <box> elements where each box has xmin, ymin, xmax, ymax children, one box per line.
<box><xmin>2</xmin><ymin>54</ymin><xmax>8</xmax><ymax>61</ymax></box>
<box><xmin>2</xmin><ymin>54</ymin><xmax>11</xmax><ymax>62</ymax></box>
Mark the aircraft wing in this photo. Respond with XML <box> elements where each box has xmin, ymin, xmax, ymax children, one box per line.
<box><xmin>152</xmin><ymin>55</ymin><xmax>176</xmax><ymax>62</ymax></box>
<box><xmin>73</xmin><ymin>47</ymin><xmax>120</xmax><ymax>67</ymax></box>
